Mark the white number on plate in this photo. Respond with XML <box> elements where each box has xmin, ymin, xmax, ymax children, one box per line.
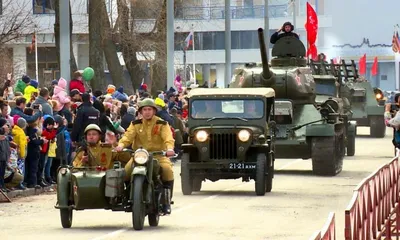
<box><xmin>229</xmin><ymin>163</ymin><xmax>256</xmax><ymax>169</ymax></box>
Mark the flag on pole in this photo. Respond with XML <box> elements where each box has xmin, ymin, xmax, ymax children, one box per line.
<box><xmin>184</xmin><ymin>31</ymin><xmax>194</xmax><ymax>50</ymax></box>
<box><xmin>371</xmin><ymin>57</ymin><xmax>378</xmax><ymax>76</ymax></box>
<box><xmin>358</xmin><ymin>54</ymin><xmax>366</xmax><ymax>75</ymax></box>
<box><xmin>29</xmin><ymin>32</ymin><xmax>36</xmax><ymax>54</ymax></box>
<box><xmin>305</xmin><ymin>2</ymin><xmax>318</xmax><ymax>60</ymax></box>
<box><xmin>392</xmin><ymin>25</ymin><xmax>400</xmax><ymax>53</ymax></box>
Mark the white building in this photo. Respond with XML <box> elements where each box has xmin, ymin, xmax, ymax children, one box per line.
<box><xmin>5</xmin><ymin>0</ymin><xmax>400</xmax><ymax>90</ymax></box>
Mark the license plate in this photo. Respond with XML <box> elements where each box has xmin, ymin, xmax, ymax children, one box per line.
<box><xmin>229</xmin><ymin>163</ymin><xmax>256</xmax><ymax>169</ymax></box>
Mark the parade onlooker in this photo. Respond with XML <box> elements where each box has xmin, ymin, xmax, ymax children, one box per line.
<box><xmin>0</xmin><ymin>118</ymin><xmax>11</xmax><ymax>192</ymax></box>
<box><xmin>69</xmin><ymin>71</ymin><xmax>85</xmax><ymax>94</ymax></box>
<box><xmin>33</xmin><ymin>87</ymin><xmax>53</xmax><ymax>116</ymax></box>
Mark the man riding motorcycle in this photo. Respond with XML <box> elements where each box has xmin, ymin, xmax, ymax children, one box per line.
<box><xmin>115</xmin><ymin>98</ymin><xmax>175</xmax><ymax>214</ymax></box>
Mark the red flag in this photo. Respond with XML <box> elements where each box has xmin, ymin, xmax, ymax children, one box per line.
<box><xmin>358</xmin><ymin>54</ymin><xmax>366</xmax><ymax>75</ymax></box>
<box><xmin>371</xmin><ymin>57</ymin><xmax>378</xmax><ymax>76</ymax></box>
<box><xmin>305</xmin><ymin>2</ymin><xmax>318</xmax><ymax>60</ymax></box>
<box><xmin>29</xmin><ymin>32</ymin><xmax>36</xmax><ymax>54</ymax></box>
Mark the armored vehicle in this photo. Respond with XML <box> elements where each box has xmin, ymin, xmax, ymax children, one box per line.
<box><xmin>309</xmin><ymin>59</ymin><xmax>357</xmax><ymax>156</ymax></box>
<box><xmin>181</xmin><ymin>88</ymin><xmax>276</xmax><ymax>196</ymax></box>
<box><xmin>331</xmin><ymin>60</ymin><xmax>385</xmax><ymax>138</ymax></box>
<box><xmin>229</xmin><ymin>28</ymin><xmax>345</xmax><ymax>176</ymax></box>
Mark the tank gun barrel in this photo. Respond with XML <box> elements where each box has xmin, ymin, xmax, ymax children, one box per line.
<box><xmin>257</xmin><ymin>28</ymin><xmax>272</xmax><ymax>79</ymax></box>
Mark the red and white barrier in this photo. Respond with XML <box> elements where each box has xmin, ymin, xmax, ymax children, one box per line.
<box><xmin>344</xmin><ymin>151</ymin><xmax>400</xmax><ymax>240</ymax></box>
<box><xmin>309</xmin><ymin>212</ymin><xmax>336</xmax><ymax>240</ymax></box>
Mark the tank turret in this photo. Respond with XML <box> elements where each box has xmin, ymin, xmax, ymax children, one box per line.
<box><xmin>230</xmin><ymin>28</ymin><xmax>315</xmax><ymax>104</ymax></box>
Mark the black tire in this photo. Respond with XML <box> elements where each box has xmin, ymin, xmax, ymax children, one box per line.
<box><xmin>265</xmin><ymin>158</ymin><xmax>274</xmax><ymax>193</ymax></box>
<box><xmin>370</xmin><ymin>116</ymin><xmax>386</xmax><ymax>138</ymax></box>
<box><xmin>192</xmin><ymin>178</ymin><xmax>202</xmax><ymax>192</ymax></box>
<box><xmin>60</xmin><ymin>209</ymin><xmax>73</xmax><ymax>228</ymax></box>
<box><xmin>255</xmin><ymin>153</ymin><xmax>267</xmax><ymax>196</ymax></box>
<box><xmin>346</xmin><ymin>131</ymin><xmax>356</xmax><ymax>157</ymax></box>
<box><xmin>132</xmin><ymin>175</ymin><xmax>146</xmax><ymax>230</ymax></box>
<box><xmin>311</xmin><ymin>132</ymin><xmax>344</xmax><ymax>176</ymax></box>
<box><xmin>181</xmin><ymin>153</ymin><xmax>192</xmax><ymax>195</ymax></box>
<box><xmin>148</xmin><ymin>213</ymin><xmax>159</xmax><ymax>227</ymax></box>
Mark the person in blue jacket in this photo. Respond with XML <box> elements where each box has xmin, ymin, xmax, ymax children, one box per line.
<box><xmin>112</xmin><ymin>86</ymin><xmax>128</xmax><ymax>102</ymax></box>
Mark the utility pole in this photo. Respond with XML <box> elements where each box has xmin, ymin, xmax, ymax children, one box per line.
<box><xmin>167</xmin><ymin>0</ymin><xmax>174</xmax><ymax>89</ymax></box>
<box><xmin>59</xmin><ymin>0</ymin><xmax>71</xmax><ymax>90</ymax></box>
<box><xmin>224</xmin><ymin>0</ymin><xmax>231</xmax><ymax>88</ymax></box>
<box><xmin>264</xmin><ymin>0</ymin><xmax>269</xmax><ymax>59</ymax></box>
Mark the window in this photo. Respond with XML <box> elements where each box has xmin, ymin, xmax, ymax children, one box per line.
<box><xmin>191</xmin><ymin>99</ymin><xmax>264</xmax><ymax>119</ymax></box>
<box><xmin>0</xmin><ymin>0</ymin><xmax>2</xmax><ymax>15</ymax></box>
<box><xmin>315</xmin><ymin>81</ymin><xmax>336</xmax><ymax>96</ymax></box>
<box><xmin>87</xmin><ymin>0</ymin><xmax>111</xmax><ymax>14</ymax></box>
<box><xmin>33</xmin><ymin>0</ymin><xmax>55</xmax><ymax>14</ymax></box>
<box><xmin>381</xmin><ymin>75</ymin><xmax>388</xmax><ymax>81</ymax></box>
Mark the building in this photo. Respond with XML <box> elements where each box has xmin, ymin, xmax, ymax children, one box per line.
<box><xmin>5</xmin><ymin>0</ymin><xmax>400</xmax><ymax>90</ymax></box>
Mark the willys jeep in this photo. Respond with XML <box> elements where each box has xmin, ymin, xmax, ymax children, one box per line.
<box><xmin>181</xmin><ymin>87</ymin><xmax>276</xmax><ymax>196</ymax></box>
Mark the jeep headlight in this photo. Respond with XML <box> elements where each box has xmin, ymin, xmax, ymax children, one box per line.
<box><xmin>238</xmin><ymin>130</ymin><xmax>251</xmax><ymax>142</ymax></box>
<box><xmin>134</xmin><ymin>149</ymin><xmax>149</xmax><ymax>165</ymax></box>
<box><xmin>195</xmin><ymin>130</ymin><xmax>208</xmax><ymax>142</ymax></box>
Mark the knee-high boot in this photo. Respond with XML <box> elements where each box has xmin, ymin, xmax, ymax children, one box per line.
<box><xmin>162</xmin><ymin>180</ymin><xmax>174</xmax><ymax>214</ymax></box>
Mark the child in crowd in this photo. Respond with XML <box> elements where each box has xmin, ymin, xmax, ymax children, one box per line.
<box><xmin>11</xmin><ymin>116</ymin><xmax>28</xmax><ymax>176</ymax></box>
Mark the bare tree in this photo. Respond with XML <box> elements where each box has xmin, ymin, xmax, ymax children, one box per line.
<box><xmin>115</xmin><ymin>0</ymin><xmax>184</xmax><ymax>94</ymax></box>
<box><xmin>88</xmin><ymin>0</ymin><xmax>106</xmax><ymax>91</ymax></box>
<box><xmin>100</xmin><ymin>0</ymin><xmax>125</xmax><ymax>90</ymax></box>
<box><xmin>0</xmin><ymin>0</ymin><xmax>35</xmax><ymax>47</ymax></box>
<box><xmin>54</xmin><ymin>0</ymin><xmax>78</xmax><ymax>80</ymax></box>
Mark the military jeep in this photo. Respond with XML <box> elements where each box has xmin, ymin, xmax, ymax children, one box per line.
<box><xmin>181</xmin><ymin>88</ymin><xmax>276</xmax><ymax>196</ymax></box>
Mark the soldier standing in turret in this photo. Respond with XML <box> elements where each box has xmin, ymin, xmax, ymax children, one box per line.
<box><xmin>270</xmin><ymin>22</ymin><xmax>299</xmax><ymax>44</ymax></box>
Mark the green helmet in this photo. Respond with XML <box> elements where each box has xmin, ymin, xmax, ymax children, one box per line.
<box><xmin>84</xmin><ymin>124</ymin><xmax>102</xmax><ymax>134</ymax></box>
<box><xmin>138</xmin><ymin>98</ymin><xmax>157</xmax><ymax>111</ymax></box>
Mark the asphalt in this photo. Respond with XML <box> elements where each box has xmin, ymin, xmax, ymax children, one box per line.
<box><xmin>0</xmin><ymin>127</ymin><xmax>395</xmax><ymax>240</ymax></box>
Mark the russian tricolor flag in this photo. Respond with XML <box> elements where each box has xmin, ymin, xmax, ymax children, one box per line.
<box><xmin>184</xmin><ymin>31</ymin><xmax>194</xmax><ymax>50</ymax></box>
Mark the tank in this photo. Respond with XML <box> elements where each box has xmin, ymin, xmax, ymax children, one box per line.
<box><xmin>309</xmin><ymin>58</ymin><xmax>357</xmax><ymax>157</ymax></box>
<box><xmin>331</xmin><ymin>60</ymin><xmax>386</xmax><ymax>138</ymax></box>
<box><xmin>229</xmin><ymin>28</ymin><xmax>346</xmax><ymax>176</ymax></box>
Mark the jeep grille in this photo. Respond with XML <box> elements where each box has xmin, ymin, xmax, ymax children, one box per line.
<box><xmin>209</xmin><ymin>133</ymin><xmax>237</xmax><ymax>160</ymax></box>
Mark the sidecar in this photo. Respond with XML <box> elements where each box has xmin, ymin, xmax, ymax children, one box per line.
<box><xmin>55</xmin><ymin>147</ymin><xmax>131</xmax><ymax>228</ymax></box>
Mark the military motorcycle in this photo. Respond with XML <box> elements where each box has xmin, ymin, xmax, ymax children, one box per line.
<box><xmin>55</xmin><ymin>144</ymin><xmax>176</xmax><ymax>231</ymax></box>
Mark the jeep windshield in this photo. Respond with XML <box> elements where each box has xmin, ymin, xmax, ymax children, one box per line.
<box><xmin>191</xmin><ymin>99</ymin><xmax>264</xmax><ymax>119</ymax></box>
<box><xmin>315</xmin><ymin>82</ymin><xmax>336</xmax><ymax>96</ymax></box>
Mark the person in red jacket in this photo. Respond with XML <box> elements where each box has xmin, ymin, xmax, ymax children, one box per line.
<box><xmin>69</xmin><ymin>71</ymin><xmax>86</xmax><ymax>94</ymax></box>
<box><xmin>38</xmin><ymin>116</ymin><xmax>57</xmax><ymax>186</ymax></box>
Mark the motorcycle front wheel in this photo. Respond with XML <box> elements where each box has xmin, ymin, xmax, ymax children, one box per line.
<box><xmin>132</xmin><ymin>175</ymin><xmax>146</xmax><ymax>230</ymax></box>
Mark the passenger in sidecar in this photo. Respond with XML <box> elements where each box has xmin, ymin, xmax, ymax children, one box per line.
<box><xmin>73</xmin><ymin>124</ymin><xmax>130</xmax><ymax>169</ymax></box>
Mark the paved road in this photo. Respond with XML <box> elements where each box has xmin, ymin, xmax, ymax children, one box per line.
<box><xmin>0</xmin><ymin>127</ymin><xmax>396</xmax><ymax>240</ymax></box>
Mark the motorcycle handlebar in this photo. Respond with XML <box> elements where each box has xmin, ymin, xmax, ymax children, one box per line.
<box><xmin>116</xmin><ymin>149</ymin><xmax>178</xmax><ymax>158</ymax></box>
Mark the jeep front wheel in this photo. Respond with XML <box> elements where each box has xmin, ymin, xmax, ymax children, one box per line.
<box><xmin>181</xmin><ymin>153</ymin><xmax>193</xmax><ymax>195</ymax></box>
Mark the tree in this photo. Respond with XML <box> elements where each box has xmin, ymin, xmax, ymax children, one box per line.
<box><xmin>0</xmin><ymin>0</ymin><xmax>34</xmax><ymax>47</ymax></box>
<box><xmin>99</xmin><ymin>0</ymin><xmax>125</xmax><ymax>90</ymax></box>
<box><xmin>116</xmin><ymin>0</ymin><xmax>183</xmax><ymax>94</ymax></box>
<box><xmin>54</xmin><ymin>0</ymin><xmax>78</xmax><ymax>79</ymax></box>
<box><xmin>88</xmin><ymin>0</ymin><xmax>106</xmax><ymax>91</ymax></box>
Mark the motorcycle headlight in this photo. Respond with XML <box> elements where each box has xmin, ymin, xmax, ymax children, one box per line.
<box><xmin>376</xmin><ymin>93</ymin><xmax>382</xmax><ymax>99</ymax></box>
<box><xmin>195</xmin><ymin>130</ymin><xmax>208</xmax><ymax>142</ymax></box>
<box><xmin>134</xmin><ymin>149</ymin><xmax>149</xmax><ymax>165</ymax></box>
<box><xmin>238</xmin><ymin>130</ymin><xmax>251</xmax><ymax>142</ymax></box>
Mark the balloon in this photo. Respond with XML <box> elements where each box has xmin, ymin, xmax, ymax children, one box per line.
<box><xmin>82</xmin><ymin>67</ymin><xmax>94</xmax><ymax>81</ymax></box>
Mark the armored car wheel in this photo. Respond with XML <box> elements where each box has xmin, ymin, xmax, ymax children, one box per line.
<box><xmin>192</xmin><ymin>178</ymin><xmax>202</xmax><ymax>192</ymax></box>
<box><xmin>132</xmin><ymin>175</ymin><xmax>146</xmax><ymax>230</ymax></box>
<box><xmin>255</xmin><ymin>153</ymin><xmax>267</xmax><ymax>196</ymax></box>
<box><xmin>311</xmin><ymin>132</ymin><xmax>344</xmax><ymax>176</ymax></box>
<box><xmin>370</xmin><ymin>116</ymin><xmax>386</xmax><ymax>138</ymax></box>
<box><xmin>181</xmin><ymin>153</ymin><xmax>193</xmax><ymax>195</ymax></box>
<box><xmin>346</xmin><ymin>131</ymin><xmax>356</xmax><ymax>157</ymax></box>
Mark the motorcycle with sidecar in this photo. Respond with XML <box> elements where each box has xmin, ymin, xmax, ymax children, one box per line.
<box><xmin>55</xmin><ymin>144</ymin><xmax>175</xmax><ymax>230</ymax></box>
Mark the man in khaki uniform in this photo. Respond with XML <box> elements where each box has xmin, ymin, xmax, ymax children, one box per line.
<box><xmin>73</xmin><ymin>124</ymin><xmax>130</xmax><ymax>169</ymax></box>
<box><xmin>115</xmin><ymin>98</ymin><xmax>175</xmax><ymax>214</ymax></box>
